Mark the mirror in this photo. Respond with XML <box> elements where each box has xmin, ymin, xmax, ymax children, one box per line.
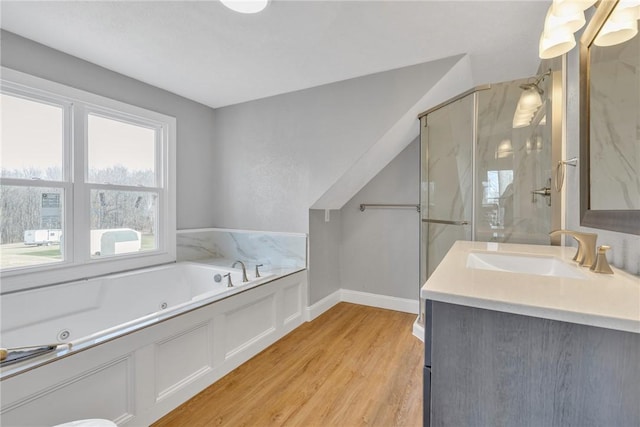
<box><xmin>580</xmin><ymin>1</ymin><xmax>640</xmax><ymax>235</ymax></box>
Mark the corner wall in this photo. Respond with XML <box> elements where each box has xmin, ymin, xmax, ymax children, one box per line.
<box><xmin>308</xmin><ymin>209</ymin><xmax>342</xmax><ymax>304</ymax></box>
<box><xmin>0</xmin><ymin>30</ymin><xmax>218</xmax><ymax>230</ymax></box>
<box><xmin>308</xmin><ymin>138</ymin><xmax>420</xmax><ymax>306</ymax></box>
<box><xmin>339</xmin><ymin>138</ymin><xmax>420</xmax><ymax>300</ymax></box>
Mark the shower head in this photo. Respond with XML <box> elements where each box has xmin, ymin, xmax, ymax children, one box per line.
<box><xmin>519</xmin><ymin>69</ymin><xmax>552</xmax><ymax>95</ymax></box>
<box><xmin>519</xmin><ymin>82</ymin><xmax>544</xmax><ymax>95</ymax></box>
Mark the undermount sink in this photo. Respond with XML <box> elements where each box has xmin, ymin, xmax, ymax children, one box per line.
<box><xmin>466</xmin><ymin>251</ymin><xmax>587</xmax><ymax>279</ymax></box>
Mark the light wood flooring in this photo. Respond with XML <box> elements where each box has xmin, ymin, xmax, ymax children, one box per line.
<box><xmin>152</xmin><ymin>302</ymin><xmax>424</xmax><ymax>427</ymax></box>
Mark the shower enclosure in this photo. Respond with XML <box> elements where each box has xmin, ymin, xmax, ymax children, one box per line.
<box><xmin>418</xmin><ymin>72</ymin><xmax>562</xmax><ymax>322</ymax></box>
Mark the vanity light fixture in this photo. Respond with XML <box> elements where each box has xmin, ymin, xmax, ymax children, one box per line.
<box><xmin>220</xmin><ymin>0</ymin><xmax>270</xmax><ymax>14</ymax></box>
<box><xmin>496</xmin><ymin>139</ymin><xmax>514</xmax><ymax>159</ymax></box>
<box><xmin>539</xmin><ymin>0</ymin><xmax>598</xmax><ymax>58</ymax></box>
<box><xmin>539</xmin><ymin>27</ymin><xmax>577</xmax><ymax>59</ymax></box>
<box><xmin>594</xmin><ymin>2</ymin><xmax>639</xmax><ymax>46</ymax></box>
<box><xmin>513</xmin><ymin>70</ymin><xmax>550</xmax><ymax>129</ymax></box>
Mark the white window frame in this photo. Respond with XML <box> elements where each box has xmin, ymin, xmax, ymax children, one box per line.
<box><xmin>0</xmin><ymin>68</ymin><xmax>176</xmax><ymax>293</ymax></box>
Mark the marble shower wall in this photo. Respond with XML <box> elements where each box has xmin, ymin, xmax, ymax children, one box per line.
<box><xmin>177</xmin><ymin>228</ymin><xmax>307</xmax><ymax>269</ymax></box>
<box><xmin>475</xmin><ymin>77</ymin><xmax>553</xmax><ymax>245</ymax></box>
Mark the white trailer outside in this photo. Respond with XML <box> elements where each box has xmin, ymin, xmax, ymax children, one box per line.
<box><xmin>90</xmin><ymin>228</ymin><xmax>142</xmax><ymax>256</ymax></box>
<box><xmin>23</xmin><ymin>229</ymin><xmax>62</xmax><ymax>246</ymax></box>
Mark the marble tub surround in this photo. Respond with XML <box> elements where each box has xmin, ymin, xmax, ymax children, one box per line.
<box><xmin>421</xmin><ymin>241</ymin><xmax>640</xmax><ymax>333</ymax></box>
<box><xmin>177</xmin><ymin>228</ymin><xmax>307</xmax><ymax>270</ymax></box>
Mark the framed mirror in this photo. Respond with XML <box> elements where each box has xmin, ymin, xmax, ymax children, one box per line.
<box><xmin>580</xmin><ymin>0</ymin><xmax>640</xmax><ymax>235</ymax></box>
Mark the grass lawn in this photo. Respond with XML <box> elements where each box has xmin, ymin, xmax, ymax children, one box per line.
<box><xmin>1</xmin><ymin>233</ymin><xmax>156</xmax><ymax>269</ymax></box>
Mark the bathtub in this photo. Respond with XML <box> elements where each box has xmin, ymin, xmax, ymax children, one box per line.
<box><xmin>0</xmin><ymin>262</ymin><xmax>308</xmax><ymax>426</ymax></box>
<box><xmin>1</xmin><ymin>262</ymin><xmax>271</xmax><ymax>352</ymax></box>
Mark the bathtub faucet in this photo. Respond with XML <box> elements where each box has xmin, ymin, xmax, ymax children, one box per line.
<box><xmin>232</xmin><ymin>260</ymin><xmax>249</xmax><ymax>282</ymax></box>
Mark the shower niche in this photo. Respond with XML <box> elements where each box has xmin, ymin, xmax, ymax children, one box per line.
<box><xmin>418</xmin><ymin>71</ymin><xmax>563</xmax><ymax>295</ymax></box>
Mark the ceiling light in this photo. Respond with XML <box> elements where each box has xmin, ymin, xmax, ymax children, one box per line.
<box><xmin>593</xmin><ymin>5</ymin><xmax>638</xmax><ymax>46</ymax></box>
<box><xmin>220</xmin><ymin>0</ymin><xmax>269</xmax><ymax>14</ymax></box>
<box><xmin>539</xmin><ymin>27</ymin><xmax>576</xmax><ymax>59</ymax></box>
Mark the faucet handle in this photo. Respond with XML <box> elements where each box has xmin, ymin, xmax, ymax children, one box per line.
<box><xmin>255</xmin><ymin>264</ymin><xmax>263</xmax><ymax>278</ymax></box>
<box><xmin>224</xmin><ymin>272</ymin><xmax>233</xmax><ymax>287</ymax></box>
<box><xmin>590</xmin><ymin>245</ymin><xmax>614</xmax><ymax>274</ymax></box>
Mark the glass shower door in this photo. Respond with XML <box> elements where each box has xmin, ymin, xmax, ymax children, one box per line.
<box><xmin>475</xmin><ymin>76</ymin><xmax>554</xmax><ymax>244</ymax></box>
<box><xmin>420</xmin><ymin>94</ymin><xmax>474</xmax><ymax>286</ymax></box>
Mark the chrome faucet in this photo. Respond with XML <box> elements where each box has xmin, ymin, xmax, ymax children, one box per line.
<box><xmin>232</xmin><ymin>260</ymin><xmax>249</xmax><ymax>282</ymax></box>
<box><xmin>549</xmin><ymin>229</ymin><xmax>597</xmax><ymax>267</ymax></box>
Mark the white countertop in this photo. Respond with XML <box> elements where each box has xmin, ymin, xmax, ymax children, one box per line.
<box><xmin>421</xmin><ymin>241</ymin><xmax>640</xmax><ymax>333</ymax></box>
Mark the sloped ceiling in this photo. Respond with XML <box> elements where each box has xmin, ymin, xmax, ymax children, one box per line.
<box><xmin>311</xmin><ymin>54</ymin><xmax>474</xmax><ymax>210</ymax></box>
<box><xmin>0</xmin><ymin>1</ymin><xmax>550</xmax><ymax>108</ymax></box>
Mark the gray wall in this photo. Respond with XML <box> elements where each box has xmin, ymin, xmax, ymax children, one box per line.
<box><xmin>308</xmin><ymin>138</ymin><xmax>420</xmax><ymax>305</ymax></box>
<box><xmin>211</xmin><ymin>56</ymin><xmax>460</xmax><ymax>233</ymax></box>
<box><xmin>565</xmin><ymin>45</ymin><xmax>640</xmax><ymax>275</ymax></box>
<box><xmin>308</xmin><ymin>209</ymin><xmax>342</xmax><ymax>304</ymax></box>
<box><xmin>339</xmin><ymin>138</ymin><xmax>420</xmax><ymax>300</ymax></box>
<box><xmin>0</xmin><ymin>30</ymin><xmax>218</xmax><ymax>230</ymax></box>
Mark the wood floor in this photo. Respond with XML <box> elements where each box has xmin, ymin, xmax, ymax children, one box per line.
<box><xmin>152</xmin><ymin>303</ymin><xmax>424</xmax><ymax>427</ymax></box>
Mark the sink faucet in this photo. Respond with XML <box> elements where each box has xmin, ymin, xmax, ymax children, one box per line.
<box><xmin>549</xmin><ymin>230</ymin><xmax>597</xmax><ymax>268</ymax></box>
<box><xmin>232</xmin><ymin>260</ymin><xmax>249</xmax><ymax>282</ymax></box>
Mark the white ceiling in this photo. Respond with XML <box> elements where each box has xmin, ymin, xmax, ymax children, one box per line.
<box><xmin>0</xmin><ymin>1</ymin><xmax>550</xmax><ymax>109</ymax></box>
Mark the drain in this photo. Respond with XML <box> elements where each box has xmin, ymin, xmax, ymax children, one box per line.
<box><xmin>57</xmin><ymin>329</ymin><xmax>71</xmax><ymax>341</ymax></box>
<box><xmin>214</xmin><ymin>274</ymin><xmax>222</xmax><ymax>283</ymax></box>
<box><xmin>160</xmin><ymin>302</ymin><xmax>168</xmax><ymax>310</ymax></box>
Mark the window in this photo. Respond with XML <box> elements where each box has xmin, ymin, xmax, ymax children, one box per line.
<box><xmin>0</xmin><ymin>68</ymin><xmax>176</xmax><ymax>292</ymax></box>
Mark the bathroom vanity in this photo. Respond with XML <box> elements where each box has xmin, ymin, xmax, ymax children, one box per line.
<box><xmin>421</xmin><ymin>241</ymin><xmax>640</xmax><ymax>427</ymax></box>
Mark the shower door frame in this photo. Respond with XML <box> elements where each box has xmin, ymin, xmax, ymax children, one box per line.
<box><xmin>418</xmin><ymin>85</ymin><xmax>490</xmax><ymax>324</ymax></box>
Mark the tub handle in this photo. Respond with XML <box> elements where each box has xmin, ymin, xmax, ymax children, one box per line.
<box><xmin>223</xmin><ymin>273</ymin><xmax>233</xmax><ymax>288</ymax></box>
<box><xmin>255</xmin><ymin>264</ymin><xmax>263</xmax><ymax>278</ymax></box>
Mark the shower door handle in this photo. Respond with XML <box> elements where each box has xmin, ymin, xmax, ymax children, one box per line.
<box><xmin>422</xmin><ymin>218</ymin><xmax>469</xmax><ymax>226</ymax></box>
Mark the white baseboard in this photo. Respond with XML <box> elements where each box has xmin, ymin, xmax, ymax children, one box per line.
<box><xmin>340</xmin><ymin>289</ymin><xmax>419</xmax><ymax>314</ymax></box>
<box><xmin>306</xmin><ymin>289</ymin><xmax>419</xmax><ymax>322</ymax></box>
<box><xmin>412</xmin><ymin>316</ymin><xmax>424</xmax><ymax>342</ymax></box>
<box><xmin>305</xmin><ymin>290</ymin><xmax>341</xmax><ymax>321</ymax></box>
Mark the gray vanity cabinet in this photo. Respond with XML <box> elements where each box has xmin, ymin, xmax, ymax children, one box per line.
<box><xmin>425</xmin><ymin>301</ymin><xmax>640</xmax><ymax>427</ymax></box>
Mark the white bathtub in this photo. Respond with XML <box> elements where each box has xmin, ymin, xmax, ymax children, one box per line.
<box><xmin>0</xmin><ymin>262</ymin><xmax>307</xmax><ymax>426</ymax></box>
<box><xmin>1</xmin><ymin>262</ymin><xmax>272</xmax><ymax>352</ymax></box>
